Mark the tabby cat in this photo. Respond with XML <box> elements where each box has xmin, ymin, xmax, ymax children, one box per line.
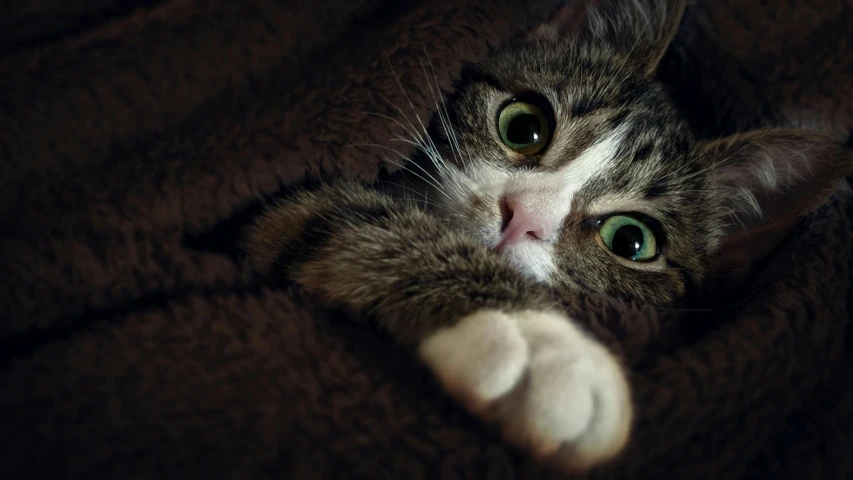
<box><xmin>245</xmin><ymin>0</ymin><xmax>850</xmax><ymax>472</ymax></box>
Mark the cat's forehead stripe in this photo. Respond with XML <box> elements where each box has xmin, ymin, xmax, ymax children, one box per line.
<box><xmin>520</xmin><ymin>127</ymin><xmax>629</xmax><ymax>219</ymax></box>
<box><xmin>558</xmin><ymin>127</ymin><xmax>626</xmax><ymax>186</ymax></box>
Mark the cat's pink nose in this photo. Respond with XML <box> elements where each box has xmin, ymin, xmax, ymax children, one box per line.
<box><xmin>498</xmin><ymin>193</ymin><xmax>561</xmax><ymax>248</ymax></box>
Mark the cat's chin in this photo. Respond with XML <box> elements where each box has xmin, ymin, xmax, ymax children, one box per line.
<box><xmin>494</xmin><ymin>242</ymin><xmax>556</xmax><ymax>284</ymax></box>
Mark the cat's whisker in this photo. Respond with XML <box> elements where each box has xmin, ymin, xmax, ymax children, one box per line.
<box><xmin>362</xmin><ymin>106</ymin><xmax>449</xmax><ymax>194</ymax></box>
<box><xmin>343</xmin><ymin>142</ymin><xmax>452</xmax><ymax>201</ymax></box>
<box><xmin>350</xmin><ymin>151</ymin><xmax>447</xmax><ymax>200</ymax></box>
<box><xmin>360</xmin><ymin>110</ymin><xmax>428</xmax><ymax>152</ymax></box>
<box><xmin>387</xmin><ymin>57</ymin><xmax>444</xmax><ymax>163</ymax></box>
<box><xmin>386</xmin><ymin>64</ymin><xmax>458</xmax><ymax>204</ymax></box>
<box><xmin>388</xmin><ymin>163</ymin><xmax>455</xmax><ymax>204</ymax></box>
<box><xmin>369</xmin><ymin>83</ymin><xmax>436</xmax><ymax>162</ymax></box>
<box><xmin>369</xmin><ymin>100</ymin><xmax>436</xmax><ymax>169</ymax></box>
<box><xmin>389</xmin><ymin>135</ymin><xmax>436</xmax><ymax>160</ymax></box>
<box><xmin>389</xmin><ymin>134</ymin><xmax>452</xmax><ymax>183</ymax></box>
<box><xmin>422</xmin><ymin>55</ymin><xmax>470</xmax><ymax>197</ymax></box>
<box><xmin>417</xmin><ymin>57</ymin><xmax>456</xmax><ymax>162</ymax></box>
<box><xmin>419</xmin><ymin>50</ymin><xmax>465</xmax><ymax>168</ymax></box>
<box><xmin>380</xmin><ymin>52</ymin><xmax>468</xmax><ymax>206</ymax></box>
<box><xmin>387</xmin><ymin>134</ymin><xmax>453</xmax><ymax>184</ymax></box>
<box><xmin>384</xmin><ymin>160</ymin><xmax>453</xmax><ymax>204</ymax></box>
<box><xmin>382</xmin><ymin>180</ymin><xmax>452</xmax><ymax>214</ymax></box>
<box><xmin>436</xmin><ymin>105</ymin><xmax>462</xmax><ymax>198</ymax></box>
<box><xmin>344</xmin><ymin>142</ymin><xmax>412</xmax><ymax>160</ymax></box>
<box><xmin>382</xmin><ymin>180</ymin><xmax>432</xmax><ymax>204</ymax></box>
<box><xmin>378</xmin><ymin>97</ymin><xmax>445</xmax><ymax>183</ymax></box>
<box><xmin>387</xmin><ymin>135</ymin><xmax>451</xmax><ymax>184</ymax></box>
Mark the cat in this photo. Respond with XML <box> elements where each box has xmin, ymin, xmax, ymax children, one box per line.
<box><xmin>244</xmin><ymin>0</ymin><xmax>851</xmax><ymax>473</ymax></box>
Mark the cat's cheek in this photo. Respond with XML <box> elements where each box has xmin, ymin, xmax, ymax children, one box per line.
<box><xmin>418</xmin><ymin>309</ymin><xmax>633</xmax><ymax>472</ymax></box>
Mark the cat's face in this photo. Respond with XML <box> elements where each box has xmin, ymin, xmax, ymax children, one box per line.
<box><xmin>411</xmin><ymin>10</ymin><xmax>715</xmax><ymax>306</ymax></box>
<box><xmin>404</xmin><ymin>0</ymin><xmax>848</xmax><ymax>306</ymax></box>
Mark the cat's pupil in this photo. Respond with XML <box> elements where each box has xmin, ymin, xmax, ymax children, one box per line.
<box><xmin>611</xmin><ymin>225</ymin><xmax>644</xmax><ymax>258</ymax></box>
<box><xmin>506</xmin><ymin>114</ymin><xmax>542</xmax><ymax>145</ymax></box>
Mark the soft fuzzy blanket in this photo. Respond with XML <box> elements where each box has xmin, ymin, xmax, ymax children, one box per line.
<box><xmin>1</xmin><ymin>0</ymin><xmax>851</xmax><ymax>478</ymax></box>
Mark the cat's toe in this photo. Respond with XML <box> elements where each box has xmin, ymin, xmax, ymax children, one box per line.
<box><xmin>419</xmin><ymin>310</ymin><xmax>529</xmax><ymax>413</ymax></box>
<box><xmin>508</xmin><ymin>310</ymin><xmax>633</xmax><ymax>471</ymax></box>
<box><xmin>419</xmin><ymin>309</ymin><xmax>632</xmax><ymax>473</ymax></box>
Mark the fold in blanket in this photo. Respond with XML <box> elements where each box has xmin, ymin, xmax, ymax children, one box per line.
<box><xmin>1</xmin><ymin>0</ymin><xmax>851</xmax><ymax>478</ymax></box>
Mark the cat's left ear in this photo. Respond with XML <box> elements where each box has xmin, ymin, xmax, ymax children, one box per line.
<box><xmin>703</xmin><ymin>129</ymin><xmax>852</xmax><ymax>273</ymax></box>
<box><xmin>531</xmin><ymin>0</ymin><xmax>687</xmax><ymax>75</ymax></box>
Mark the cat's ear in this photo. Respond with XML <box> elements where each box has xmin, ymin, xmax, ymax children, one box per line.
<box><xmin>531</xmin><ymin>0</ymin><xmax>687</xmax><ymax>75</ymax></box>
<box><xmin>703</xmin><ymin>129</ymin><xmax>851</xmax><ymax>274</ymax></box>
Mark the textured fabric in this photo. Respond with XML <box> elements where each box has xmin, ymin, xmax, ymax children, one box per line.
<box><xmin>1</xmin><ymin>1</ymin><xmax>851</xmax><ymax>479</ymax></box>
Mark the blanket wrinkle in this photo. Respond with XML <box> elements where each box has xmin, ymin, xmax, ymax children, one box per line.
<box><xmin>0</xmin><ymin>0</ymin><xmax>161</xmax><ymax>53</ymax></box>
<box><xmin>1</xmin><ymin>0</ymin><xmax>852</xmax><ymax>479</ymax></box>
<box><xmin>660</xmin><ymin>0</ymin><xmax>853</xmax><ymax>139</ymax></box>
<box><xmin>3</xmin><ymin>0</ymin><xmax>561</xmax><ymax>335</ymax></box>
<box><xmin>0</xmin><ymin>0</ymin><xmax>387</xmax><ymax>220</ymax></box>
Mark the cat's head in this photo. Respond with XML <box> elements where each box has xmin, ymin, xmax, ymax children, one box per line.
<box><xmin>411</xmin><ymin>0</ymin><xmax>850</xmax><ymax>306</ymax></box>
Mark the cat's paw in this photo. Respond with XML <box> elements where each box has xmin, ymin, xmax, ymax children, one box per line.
<box><xmin>418</xmin><ymin>309</ymin><xmax>632</xmax><ymax>472</ymax></box>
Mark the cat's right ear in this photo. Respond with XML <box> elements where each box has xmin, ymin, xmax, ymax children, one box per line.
<box><xmin>531</xmin><ymin>0</ymin><xmax>687</xmax><ymax>75</ymax></box>
<box><xmin>702</xmin><ymin>129</ymin><xmax>852</xmax><ymax>277</ymax></box>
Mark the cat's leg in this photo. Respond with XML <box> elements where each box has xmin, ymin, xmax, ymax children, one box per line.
<box><xmin>245</xmin><ymin>181</ymin><xmax>632</xmax><ymax>472</ymax></box>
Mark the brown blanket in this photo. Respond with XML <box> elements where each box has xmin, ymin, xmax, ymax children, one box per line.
<box><xmin>2</xmin><ymin>0</ymin><xmax>851</xmax><ymax>478</ymax></box>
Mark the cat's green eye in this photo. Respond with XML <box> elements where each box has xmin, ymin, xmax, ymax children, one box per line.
<box><xmin>598</xmin><ymin>215</ymin><xmax>658</xmax><ymax>262</ymax></box>
<box><xmin>497</xmin><ymin>100</ymin><xmax>552</xmax><ymax>155</ymax></box>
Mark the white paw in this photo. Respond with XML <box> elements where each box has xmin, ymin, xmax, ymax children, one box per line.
<box><xmin>419</xmin><ymin>309</ymin><xmax>632</xmax><ymax>472</ymax></box>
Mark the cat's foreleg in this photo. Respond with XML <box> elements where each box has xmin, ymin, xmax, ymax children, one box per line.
<box><xmin>245</xmin><ymin>181</ymin><xmax>633</xmax><ymax>472</ymax></box>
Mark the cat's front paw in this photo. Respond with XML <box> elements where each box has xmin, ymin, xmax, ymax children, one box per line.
<box><xmin>419</xmin><ymin>309</ymin><xmax>632</xmax><ymax>472</ymax></box>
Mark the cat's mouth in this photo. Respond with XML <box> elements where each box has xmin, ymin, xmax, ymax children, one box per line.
<box><xmin>492</xmin><ymin>239</ymin><xmax>556</xmax><ymax>283</ymax></box>
<box><xmin>467</xmin><ymin>219</ymin><xmax>555</xmax><ymax>282</ymax></box>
